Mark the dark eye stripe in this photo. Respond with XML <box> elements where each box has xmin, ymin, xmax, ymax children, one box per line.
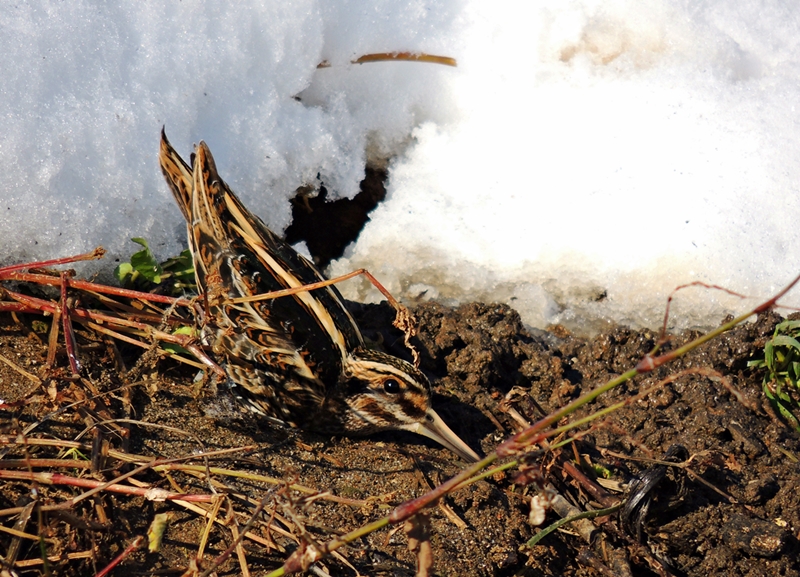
<box><xmin>351</xmin><ymin>397</ymin><xmax>396</xmax><ymax>427</ymax></box>
<box><xmin>394</xmin><ymin>396</ymin><xmax>427</xmax><ymax>420</ymax></box>
<box><xmin>159</xmin><ymin>134</ymin><xmax>480</xmax><ymax>455</ymax></box>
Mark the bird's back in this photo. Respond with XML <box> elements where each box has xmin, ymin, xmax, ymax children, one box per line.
<box><xmin>159</xmin><ymin>131</ymin><xmax>364</xmax><ymax>426</ymax></box>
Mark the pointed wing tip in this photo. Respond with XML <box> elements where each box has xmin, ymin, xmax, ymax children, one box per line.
<box><xmin>193</xmin><ymin>140</ymin><xmax>219</xmax><ymax>176</ymax></box>
<box><xmin>160</xmin><ymin>126</ymin><xmax>174</xmax><ymax>154</ymax></box>
<box><xmin>158</xmin><ymin>129</ymin><xmax>194</xmax><ymax>223</ymax></box>
<box><xmin>195</xmin><ymin>140</ymin><xmax>212</xmax><ymax>161</ymax></box>
<box><xmin>158</xmin><ymin>128</ymin><xmax>180</xmax><ymax>165</ymax></box>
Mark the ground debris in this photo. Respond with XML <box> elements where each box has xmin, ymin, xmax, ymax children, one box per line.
<box><xmin>1</xmin><ymin>304</ymin><xmax>799</xmax><ymax>576</ymax></box>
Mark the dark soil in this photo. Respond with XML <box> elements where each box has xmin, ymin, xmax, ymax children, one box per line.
<box><xmin>284</xmin><ymin>165</ymin><xmax>388</xmax><ymax>268</ymax></box>
<box><xmin>1</xmin><ymin>300</ymin><xmax>799</xmax><ymax>576</ymax></box>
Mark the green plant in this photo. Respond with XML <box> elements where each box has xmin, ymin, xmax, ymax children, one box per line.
<box><xmin>748</xmin><ymin>319</ymin><xmax>800</xmax><ymax>431</ymax></box>
<box><xmin>115</xmin><ymin>238</ymin><xmax>195</xmax><ymax>295</ymax></box>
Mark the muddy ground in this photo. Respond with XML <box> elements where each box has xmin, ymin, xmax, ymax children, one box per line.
<box><xmin>0</xmin><ymin>298</ymin><xmax>799</xmax><ymax>576</ymax></box>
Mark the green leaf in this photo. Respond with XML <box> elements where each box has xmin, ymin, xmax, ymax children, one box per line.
<box><xmin>790</xmin><ymin>361</ymin><xmax>800</xmax><ymax>383</ymax></box>
<box><xmin>116</xmin><ymin>238</ymin><xmax>195</xmax><ymax>294</ymax></box>
<box><xmin>129</xmin><ymin>238</ymin><xmax>163</xmax><ymax>284</ymax></box>
<box><xmin>172</xmin><ymin>325</ymin><xmax>198</xmax><ymax>337</ymax></box>
<box><xmin>771</xmin><ymin>334</ymin><xmax>800</xmax><ymax>352</ymax></box>
<box><xmin>764</xmin><ymin>341</ymin><xmax>775</xmax><ymax>372</ymax></box>
<box><xmin>114</xmin><ymin>262</ymin><xmax>133</xmax><ymax>283</ymax></box>
<box><xmin>161</xmin><ymin>343</ymin><xmax>191</xmax><ymax>355</ymax></box>
<box><xmin>752</xmin><ymin>320</ymin><xmax>800</xmax><ymax>432</ymax></box>
<box><xmin>775</xmin><ymin>319</ymin><xmax>800</xmax><ymax>334</ymax></box>
<box><xmin>161</xmin><ymin>249</ymin><xmax>195</xmax><ymax>287</ymax></box>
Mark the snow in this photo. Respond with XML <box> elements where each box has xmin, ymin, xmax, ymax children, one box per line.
<box><xmin>2</xmin><ymin>1</ymin><xmax>799</xmax><ymax>333</ymax></box>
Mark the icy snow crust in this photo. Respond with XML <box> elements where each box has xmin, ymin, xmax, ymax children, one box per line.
<box><xmin>1</xmin><ymin>1</ymin><xmax>799</xmax><ymax>332</ymax></box>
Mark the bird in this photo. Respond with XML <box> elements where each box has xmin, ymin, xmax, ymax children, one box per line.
<box><xmin>158</xmin><ymin>129</ymin><xmax>479</xmax><ymax>462</ymax></box>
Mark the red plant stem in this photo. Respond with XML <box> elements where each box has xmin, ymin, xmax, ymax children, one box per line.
<box><xmin>231</xmin><ymin>268</ymin><xmax>401</xmax><ymax>309</ymax></box>
<box><xmin>2</xmin><ymin>288</ymin><xmax>224</xmax><ymax>376</ymax></box>
<box><xmin>0</xmin><ymin>301</ymin><xmax>34</xmax><ymax>312</ymax></box>
<box><xmin>642</xmin><ymin>270</ymin><xmax>800</xmax><ymax>372</ymax></box>
<box><xmin>0</xmin><ymin>247</ymin><xmax>106</xmax><ymax>276</ymax></box>
<box><xmin>0</xmin><ymin>300</ymin><xmax>168</xmax><ymax>322</ymax></box>
<box><xmin>2</xmin><ymin>271</ymin><xmax>192</xmax><ymax>307</ymax></box>
<box><xmin>388</xmin><ymin>455</ymin><xmax>497</xmax><ymax>523</ymax></box>
<box><xmin>93</xmin><ymin>536</ymin><xmax>144</xmax><ymax>577</ymax></box>
<box><xmin>0</xmin><ymin>470</ymin><xmax>214</xmax><ymax>502</ymax></box>
<box><xmin>6</xmin><ymin>289</ymin><xmax>177</xmax><ymax>336</ymax></box>
<box><xmin>60</xmin><ymin>272</ymin><xmax>81</xmax><ymax>376</ymax></box>
<box><xmin>391</xmin><ymin>274</ymin><xmax>800</xmax><ymax>526</ymax></box>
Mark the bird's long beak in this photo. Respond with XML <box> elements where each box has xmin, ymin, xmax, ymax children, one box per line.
<box><xmin>407</xmin><ymin>409</ymin><xmax>480</xmax><ymax>462</ymax></box>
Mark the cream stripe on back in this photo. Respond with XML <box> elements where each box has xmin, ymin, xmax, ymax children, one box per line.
<box><xmin>225</xmin><ymin>206</ymin><xmax>349</xmax><ymax>363</ymax></box>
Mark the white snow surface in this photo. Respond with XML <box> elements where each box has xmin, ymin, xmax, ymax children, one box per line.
<box><xmin>2</xmin><ymin>1</ymin><xmax>799</xmax><ymax>333</ymax></box>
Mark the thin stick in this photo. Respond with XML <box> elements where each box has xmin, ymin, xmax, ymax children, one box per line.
<box><xmin>199</xmin><ymin>495</ymin><xmax>271</xmax><ymax>577</ymax></box>
<box><xmin>354</xmin><ymin>52</ymin><xmax>456</xmax><ymax>66</ymax></box>
<box><xmin>0</xmin><ymin>353</ymin><xmax>41</xmax><ymax>384</ymax></box>
<box><xmin>2</xmin><ymin>270</ymin><xmax>192</xmax><ymax>307</ymax></box>
<box><xmin>230</xmin><ymin>268</ymin><xmax>401</xmax><ymax>309</ymax></box>
<box><xmin>0</xmin><ymin>247</ymin><xmax>106</xmax><ymax>276</ymax></box>
<box><xmin>317</xmin><ymin>53</ymin><xmax>457</xmax><ymax>68</ymax></box>
<box><xmin>0</xmin><ymin>470</ymin><xmax>215</xmax><ymax>503</ymax></box>
<box><xmin>94</xmin><ymin>535</ymin><xmax>144</xmax><ymax>577</ymax></box>
<box><xmin>84</xmin><ymin>321</ymin><xmax>208</xmax><ymax>371</ymax></box>
<box><xmin>3</xmin><ymin>288</ymin><xmax>222</xmax><ymax>375</ymax></box>
<box><xmin>196</xmin><ymin>496</ymin><xmax>224</xmax><ymax>562</ymax></box>
<box><xmin>60</xmin><ymin>272</ymin><xmax>81</xmax><ymax>376</ymax></box>
<box><xmin>228</xmin><ymin>267</ymin><xmax>421</xmax><ymax>364</ymax></box>
<box><xmin>659</xmin><ymin>280</ymin><xmax>751</xmax><ymax>343</ymax></box>
<box><xmin>13</xmin><ymin>549</ymin><xmax>95</xmax><ymax>568</ymax></box>
<box><xmin>266</xmin><ymin>271</ymin><xmax>800</xmax><ymax>576</ymax></box>
<box><xmin>45</xmin><ymin>295</ymin><xmax>61</xmax><ymax>371</ymax></box>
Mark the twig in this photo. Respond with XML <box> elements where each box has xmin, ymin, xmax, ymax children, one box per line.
<box><xmin>0</xmin><ymin>353</ymin><xmax>41</xmax><ymax>384</ymax></box>
<box><xmin>94</xmin><ymin>535</ymin><xmax>143</xmax><ymax>577</ymax></box>
<box><xmin>316</xmin><ymin>52</ymin><xmax>457</xmax><ymax>68</ymax></box>
<box><xmin>60</xmin><ymin>272</ymin><xmax>81</xmax><ymax>377</ymax></box>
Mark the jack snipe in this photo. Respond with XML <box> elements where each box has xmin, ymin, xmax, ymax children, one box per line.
<box><xmin>159</xmin><ymin>129</ymin><xmax>479</xmax><ymax>462</ymax></box>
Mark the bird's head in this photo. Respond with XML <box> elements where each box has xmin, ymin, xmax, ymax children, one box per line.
<box><xmin>342</xmin><ymin>348</ymin><xmax>479</xmax><ymax>462</ymax></box>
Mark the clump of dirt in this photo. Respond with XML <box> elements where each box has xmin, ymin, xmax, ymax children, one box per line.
<box><xmin>0</xmin><ymin>300</ymin><xmax>798</xmax><ymax>576</ymax></box>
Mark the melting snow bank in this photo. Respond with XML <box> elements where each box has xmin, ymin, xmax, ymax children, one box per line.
<box><xmin>1</xmin><ymin>1</ymin><xmax>799</xmax><ymax>333</ymax></box>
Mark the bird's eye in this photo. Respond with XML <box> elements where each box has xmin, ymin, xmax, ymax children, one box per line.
<box><xmin>383</xmin><ymin>379</ymin><xmax>401</xmax><ymax>394</ymax></box>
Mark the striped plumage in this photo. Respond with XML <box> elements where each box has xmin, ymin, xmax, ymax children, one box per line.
<box><xmin>159</xmin><ymin>129</ymin><xmax>478</xmax><ymax>462</ymax></box>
